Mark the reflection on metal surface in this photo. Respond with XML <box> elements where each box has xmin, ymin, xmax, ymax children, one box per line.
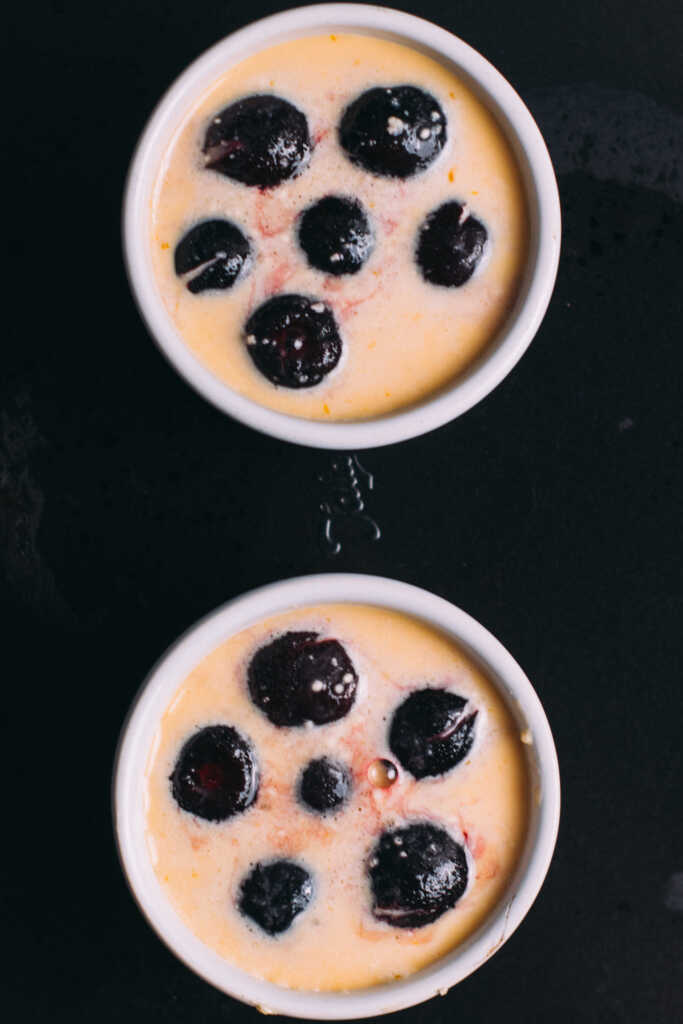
<box><xmin>318</xmin><ymin>454</ymin><xmax>381</xmax><ymax>556</ymax></box>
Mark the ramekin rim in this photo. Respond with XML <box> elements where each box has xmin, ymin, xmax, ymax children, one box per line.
<box><xmin>113</xmin><ymin>572</ymin><xmax>561</xmax><ymax>1018</ymax></box>
<box><xmin>122</xmin><ymin>3</ymin><xmax>561</xmax><ymax>450</ymax></box>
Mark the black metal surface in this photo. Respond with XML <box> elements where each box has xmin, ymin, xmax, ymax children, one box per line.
<box><xmin>3</xmin><ymin>1</ymin><xmax>682</xmax><ymax>1021</ymax></box>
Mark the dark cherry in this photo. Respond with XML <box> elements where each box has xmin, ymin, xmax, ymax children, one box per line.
<box><xmin>299</xmin><ymin>756</ymin><xmax>351</xmax><ymax>814</ymax></box>
<box><xmin>170</xmin><ymin>724</ymin><xmax>259</xmax><ymax>821</ymax></box>
<box><xmin>238</xmin><ymin>860</ymin><xmax>313</xmax><ymax>935</ymax></box>
<box><xmin>203</xmin><ymin>94</ymin><xmax>311</xmax><ymax>188</ymax></box>
<box><xmin>416</xmin><ymin>201</ymin><xmax>488</xmax><ymax>286</ymax></box>
<box><xmin>339</xmin><ymin>85</ymin><xmax>447</xmax><ymax>178</ymax></box>
<box><xmin>368</xmin><ymin>823</ymin><xmax>468</xmax><ymax>928</ymax></box>
<box><xmin>244</xmin><ymin>294</ymin><xmax>342</xmax><ymax>388</ymax></box>
<box><xmin>388</xmin><ymin>688</ymin><xmax>477</xmax><ymax>779</ymax></box>
<box><xmin>298</xmin><ymin>195</ymin><xmax>373</xmax><ymax>275</ymax></box>
<box><xmin>247</xmin><ymin>631</ymin><xmax>358</xmax><ymax>727</ymax></box>
<box><xmin>174</xmin><ymin>219</ymin><xmax>251</xmax><ymax>294</ymax></box>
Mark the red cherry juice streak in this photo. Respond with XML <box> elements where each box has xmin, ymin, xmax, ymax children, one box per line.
<box><xmin>264</xmin><ymin>261</ymin><xmax>296</xmax><ymax>295</ymax></box>
<box><xmin>254</xmin><ymin>194</ymin><xmax>293</xmax><ymax>238</ymax></box>
<box><xmin>379</xmin><ymin>214</ymin><xmax>399</xmax><ymax>236</ymax></box>
<box><xmin>323</xmin><ymin>271</ymin><xmax>383</xmax><ymax>317</ymax></box>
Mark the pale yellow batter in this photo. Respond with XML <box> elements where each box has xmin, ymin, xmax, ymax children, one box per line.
<box><xmin>151</xmin><ymin>35</ymin><xmax>528</xmax><ymax>420</ymax></box>
<box><xmin>146</xmin><ymin>604</ymin><xmax>529</xmax><ymax>991</ymax></box>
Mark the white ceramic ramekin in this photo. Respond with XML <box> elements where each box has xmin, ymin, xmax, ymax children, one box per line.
<box><xmin>123</xmin><ymin>4</ymin><xmax>560</xmax><ymax>449</ymax></box>
<box><xmin>114</xmin><ymin>573</ymin><xmax>560</xmax><ymax>1018</ymax></box>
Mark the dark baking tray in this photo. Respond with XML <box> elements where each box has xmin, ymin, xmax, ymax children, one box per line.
<box><xmin>3</xmin><ymin>1</ymin><xmax>682</xmax><ymax>1021</ymax></box>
